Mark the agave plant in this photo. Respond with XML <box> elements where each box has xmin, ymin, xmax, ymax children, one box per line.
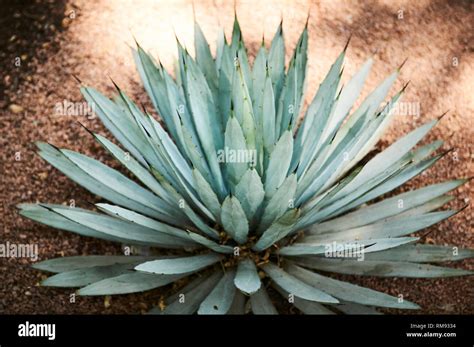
<box><xmin>20</xmin><ymin>17</ymin><xmax>473</xmax><ymax>314</ymax></box>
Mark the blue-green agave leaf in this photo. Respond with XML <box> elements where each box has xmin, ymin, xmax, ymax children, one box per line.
<box><xmin>294</xmin><ymin>257</ymin><xmax>473</xmax><ymax>278</ymax></box>
<box><xmin>234</xmin><ymin>168</ymin><xmax>265</xmax><ymax>222</ymax></box>
<box><xmin>234</xmin><ymin>258</ymin><xmax>261</xmax><ymax>294</ymax></box>
<box><xmin>32</xmin><ymin>255</ymin><xmax>156</xmax><ymax>273</ymax></box>
<box><xmin>78</xmin><ymin>272</ymin><xmax>185</xmax><ymax>296</ymax></box>
<box><xmin>135</xmin><ymin>253</ymin><xmax>223</xmax><ymax>275</ymax></box>
<box><xmin>261</xmin><ymin>262</ymin><xmax>338</xmax><ymax>303</ymax></box>
<box><xmin>250</xmin><ymin>286</ymin><xmax>278</xmax><ymax>315</ymax></box>
<box><xmin>159</xmin><ymin>272</ymin><xmax>222</xmax><ymax>315</ymax></box>
<box><xmin>273</xmin><ymin>284</ymin><xmax>336</xmax><ymax>314</ymax></box>
<box><xmin>286</xmin><ymin>262</ymin><xmax>419</xmax><ymax>309</ymax></box>
<box><xmin>264</xmin><ymin>131</ymin><xmax>293</xmax><ymax>198</ymax></box>
<box><xmin>279</xmin><ymin>237</ymin><xmax>418</xmax><ymax>256</ymax></box>
<box><xmin>41</xmin><ymin>264</ymin><xmax>135</xmax><ymax>288</ymax></box>
<box><xmin>50</xmin><ymin>206</ymin><xmax>193</xmax><ymax>248</ymax></box>
<box><xmin>224</xmin><ymin>116</ymin><xmax>250</xmax><ymax>187</ymax></box>
<box><xmin>198</xmin><ymin>269</ymin><xmax>236</xmax><ymax>314</ymax></box>
<box><xmin>364</xmin><ymin>244</ymin><xmax>474</xmax><ymax>263</ymax></box>
<box><xmin>267</xmin><ymin>21</ymin><xmax>285</xmax><ymax>107</ymax></box>
<box><xmin>258</xmin><ymin>174</ymin><xmax>297</xmax><ymax>233</ymax></box>
<box><xmin>220</xmin><ymin>195</ymin><xmax>249</xmax><ymax>244</ymax></box>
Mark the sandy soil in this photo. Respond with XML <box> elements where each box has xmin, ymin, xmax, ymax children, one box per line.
<box><xmin>0</xmin><ymin>0</ymin><xmax>473</xmax><ymax>314</ymax></box>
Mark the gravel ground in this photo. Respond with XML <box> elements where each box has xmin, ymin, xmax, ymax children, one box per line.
<box><xmin>0</xmin><ymin>0</ymin><xmax>472</xmax><ymax>314</ymax></box>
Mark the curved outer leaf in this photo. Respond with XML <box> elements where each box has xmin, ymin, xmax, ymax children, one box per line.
<box><xmin>42</xmin><ymin>264</ymin><xmax>134</xmax><ymax>288</ymax></box>
<box><xmin>334</xmin><ymin>119</ymin><xmax>438</xmax><ymax>199</ymax></box>
<box><xmin>50</xmin><ymin>206</ymin><xmax>193</xmax><ymax>248</ymax></box>
<box><xmin>32</xmin><ymin>255</ymin><xmax>156</xmax><ymax>273</ymax></box>
<box><xmin>320</xmin><ymin>153</ymin><xmax>446</xmax><ymax>221</ymax></box>
<box><xmin>93</xmin><ymin>133</ymin><xmax>176</xmax><ymax>210</ymax></box>
<box><xmin>78</xmin><ymin>272</ymin><xmax>185</xmax><ymax>296</ymax></box>
<box><xmin>309</xmin><ymin>180</ymin><xmax>466</xmax><ymax>234</ymax></box>
<box><xmin>273</xmin><ymin>285</ymin><xmax>335</xmax><ymax>314</ymax></box>
<box><xmin>304</xmin><ymin>210</ymin><xmax>457</xmax><ymax>244</ymax></box>
<box><xmin>135</xmin><ymin>254</ymin><xmax>223</xmax><ymax>275</ymax></box>
<box><xmin>234</xmin><ymin>258</ymin><xmax>261</xmax><ymax>294</ymax></box>
<box><xmin>220</xmin><ymin>196</ymin><xmax>249</xmax><ymax>244</ymax></box>
<box><xmin>279</xmin><ymin>237</ymin><xmax>418</xmax><ymax>256</ymax></box>
<box><xmin>36</xmin><ymin>143</ymin><xmax>169</xmax><ymax>221</ymax></box>
<box><xmin>294</xmin><ymin>257</ymin><xmax>473</xmax><ymax>278</ymax></box>
<box><xmin>160</xmin><ymin>272</ymin><xmax>222</xmax><ymax>315</ymax></box>
<box><xmin>297</xmin><ymin>156</ymin><xmax>442</xmax><ymax>230</ymax></box>
<box><xmin>19</xmin><ymin>204</ymin><xmax>125</xmax><ymax>244</ymax></box>
<box><xmin>22</xmin><ymin>203</ymin><xmax>195</xmax><ymax>250</ymax></box>
<box><xmin>198</xmin><ymin>270</ymin><xmax>236</xmax><ymax>314</ymax></box>
<box><xmin>298</xmin><ymin>151</ymin><xmax>451</xmax><ymax>229</ymax></box>
<box><xmin>261</xmin><ymin>262</ymin><xmax>338</xmax><ymax>304</ymax></box>
<box><xmin>96</xmin><ymin>203</ymin><xmax>193</xmax><ymax>243</ymax></box>
<box><xmin>250</xmin><ymin>287</ymin><xmax>278</xmax><ymax>315</ymax></box>
<box><xmin>81</xmin><ymin>87</ymin><xmax>149</xmax><ymax>166</ymax></box>
<box><xmin>322</xmin><ymin>59</ymin><xmax>373</xmax><ymax>144</ymax></box>
<box><xmin>364</xmin><ymin>244</ymin><xmax>474</xmax><ymax>263</ymax></box>
<box><xmin>390</xmin><ymin>194</ymin><xmax>453</xmax><ymax>219</ymax></box>
<box><xmin>286</xmin><ymin>263</ymin><xmax>419</xmax><ymax>309</ymax></box>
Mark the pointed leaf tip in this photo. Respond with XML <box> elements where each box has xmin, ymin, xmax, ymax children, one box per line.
<box><xmin>398</xmin><ymin>57</ymin><xmax>408</xmax><ymax>71</ymax></box>
<box><xmin>343</xmin><ymin>34</ymin><xmax>352</xmax><ymax>52</ymax></box>
<box><xmin>438</xmin><ymin>110</ymin><xmax>449</xmax><ymax>121</ymax></box>
<box><xmin>71</xmin><ymin>74</ymin><xmax>82</xmax><ymax>84</ymax></box>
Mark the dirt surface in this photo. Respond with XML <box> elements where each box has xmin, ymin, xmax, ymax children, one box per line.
<box><xmin>0</xmin><ymin>0</ymin><xmax>472</xmax><ymax>314</ymax></box>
